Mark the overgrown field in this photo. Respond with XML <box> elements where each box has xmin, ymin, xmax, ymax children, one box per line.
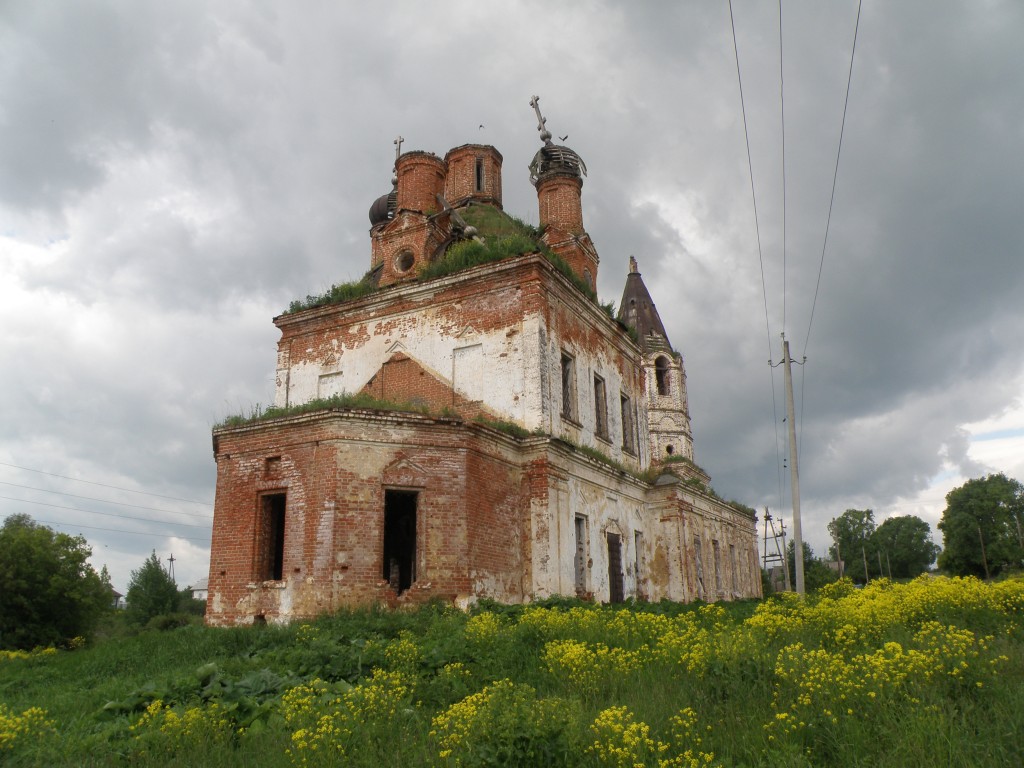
<box><xmin>2</xmin><ymin>576</ymin><xmax>1023</xmax><ymax>766</ymax></box>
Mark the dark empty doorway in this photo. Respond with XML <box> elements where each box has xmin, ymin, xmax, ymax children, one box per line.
<box><xmin>383</xmin><ymin>490</ymin><xmax>417</xmax><ymax>593</ymax></box>
<box><xmin>607</xmin><ymin>532</ymin><xmax>624</xmax><ymax>603</ymax></box>
<box><xmin>259</xmin><ymin>493</ymin><xmax>286</xmax><ymax>581</ymax></box>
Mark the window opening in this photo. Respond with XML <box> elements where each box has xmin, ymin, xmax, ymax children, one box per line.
<box><xmin>607</xmin><ymin>532</ymin><xmax>624</xmax><ymax>603</ymax></box>
<box><xmin>560</xmin><ymin>352</ymin><xmax>577</xmax><ymax>420</ymax></box>
<box><xmin>394</xmin><ymin>250</ymin><xmax>415</xmax><ymax>273</ymax></box>
<box><xmin>574</xmin><ymin>515</ymin><xmax>588</xmax><ymax>595</ymax></box>
<box><xmin>620</xmin><ymin>393</ymin><xmax>635</xmax><ymax>453</ymax></box>
<box><xmin>594</xmin><ymin>374</ymin><xmax>608</xmax><ymax>439</ymax></box>
<box><xmin>474</xmin><ymin>158</ymin><xmax>484</xmax><ymax>192</ymax></box>
<box><xmin>655</xmin><ymin>356</ymin><xmax>671</xmax><ymax>396</ymax></box>
<box><xmin>383</xmin><ymin>490</ymin><xmax>417</xmax><ymax>594</ymax></box>
<box><xmin>258</xmin><ymin>493</ymin><xmax>286</xmax><ymax>581</ymax></box>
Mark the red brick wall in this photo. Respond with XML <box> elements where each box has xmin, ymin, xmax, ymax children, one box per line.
<box><xmin>207</xmin><ymin>412</ymin><xmax>529</xmax><ymax>625</ymax></box>
<box><xmin>537</xmin><ymin>172</ymin><xmax>583</xmax><ymax>232</ymax></box>
<box><xmin>360</xmin><ymin>352</ymin><xmax>489</xmax><ymax>420</ymax></box>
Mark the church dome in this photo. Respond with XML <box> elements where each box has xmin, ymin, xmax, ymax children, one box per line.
<box><xmin>369</xmin><ymin>189</ymin><xmax>396</xmax><ymax>226</ymax></box>
<box><xmin>529</xmin><ymin>143</ymin><xmax>587</xmax><ymax>185</ymax></box>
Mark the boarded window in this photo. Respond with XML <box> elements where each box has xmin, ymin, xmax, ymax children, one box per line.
<box><xmin>560</xmin><ymin>352</ymin><xmax>577</xmax><ymax>420</ymax></box>
<box><xmin>594</xmin><ymin>374</ymin><xmax>608</xmax><ymax>439</ymax></box>
<box><xmin>620</xmin><ymin>393</ymin><xmax>635</xmax><ymax>453</ymax></box>
<box><xmin>258</xmin><ymin>493</ymin><xmax>286</xmax><ymax>581</ymax></box>
<box><xmin>607</xmin><ymin>532</ymin><xmax>624</xmax><ymax>603</ymax></box>
<box><xmin>655</xmin><ymin>356</ymin><xmax>671</xmax><ymax>396</ymax></box>
<box><xmin>383</xmin><ymin>490</ymin><xmax>417</xmax><ymax>594</ymax></box>
<box><xmin>574</xmin><ymin>515</ymin><xmax>588</xmax><ymax>595</ymax></box>
<box><xmin>713</xmin><ymin>540</ymin><xmax>723</xmax><ymax>593</ymax></box>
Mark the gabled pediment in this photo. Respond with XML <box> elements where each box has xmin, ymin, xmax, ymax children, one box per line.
<box><xmin>382</xmin><ymin>456</ymin><xmax>431</xmax><ymax>488</ymax></box>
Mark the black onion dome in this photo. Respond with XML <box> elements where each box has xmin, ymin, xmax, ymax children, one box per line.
<box><xmin>529</xmin><ymin>144</ymin><xmax>587</xmax><ymax>185</ymax></box>
<box><xmin>369</xmin><ymin>189</ymin><xmax>397</xmax><ymax>226</ymax></box>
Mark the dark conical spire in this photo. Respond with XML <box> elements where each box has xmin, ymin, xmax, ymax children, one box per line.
<box><xmin>618</xmin><ymin>257</ymin><xmax>672</xmax><ymax>353</ymax></box>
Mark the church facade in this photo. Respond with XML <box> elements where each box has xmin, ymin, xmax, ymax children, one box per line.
<box><xmin>205</xmin><ymin>103</ymin><xmax>761</xmax><ymax>625</ymax></box>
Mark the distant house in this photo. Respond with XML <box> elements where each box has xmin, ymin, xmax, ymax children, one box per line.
<box><xmin>109</xmin><ymin>588</ymin><xmax>125</xmax><ymax>610</ymax></box>
<box><xmin>188</xmin><ymin>578</ymin><xmax>209</xmax><ymax>602</ymax></box>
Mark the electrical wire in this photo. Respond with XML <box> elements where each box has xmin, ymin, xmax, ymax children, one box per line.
<box><xmin>801</xmin><ymin>0</ymin><xmax>863</xmax><ymax>357</ymax></box>
<box><xmin>729</xmin><ymin>0</ymin><xmax>786</xmax><ymax>512</ymax></box>
<box><xmin>0</xmin><ymin>460</ymin><xmax>212</xmax><ymax>507</ymax></box>
<box><xmin>0</xmin><ymin>480</ymin><xmax>213</xmax><ymax>519</ymax></box>
<box><xmin>25</xmin><ymin>516</ymin><xmax>210</xmax><ymax>543</ymax></box>
<box><xmin>0</xmin><ymin>494</ymin><xmax>211</xmax><ymax>529</ymax></box>
<box><xmin>778</xmin><ymin>0</ymin><xmax>788</xmax><ymax>337</ymax></box>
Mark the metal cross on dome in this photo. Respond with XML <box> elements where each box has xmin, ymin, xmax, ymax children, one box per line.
<box><xmin>529</xmin><ymin>95</ymin><xmax>553</xmax><ymax>145</ymax></box>
<box><xmin>393</xmin><ymin>135</ymin><xmax>404</xmax><ymax>161</ymax></box>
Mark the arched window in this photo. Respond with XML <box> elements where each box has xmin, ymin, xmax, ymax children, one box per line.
<box><xmin>655</xmin><ymin>356</ymin><xmax>670</xmax><ymax>396</ymax></box>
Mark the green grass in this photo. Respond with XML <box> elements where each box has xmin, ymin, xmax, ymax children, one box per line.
<box><xmin>3</xmin><ymin>577</ymin><xmax>1023</xmax><ymax>766</ymax></box>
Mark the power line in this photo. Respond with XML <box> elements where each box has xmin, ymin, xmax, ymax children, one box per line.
<box><xmin>729</xmin><ymin>0</ymin><xmax>786</xmax><ymax>511</ymax></box>
<box><xmin>778</xmin><ymin>0</ymin><xmax>788</xmax><ymax>337</ymax></box>
<box><xmin>802</xmin><ymin>0</ymin><xmax>863</xmax><ymax>357</ymax></box>
<box><xmin>26</xmin><ymin>516</ymin><xmax>210</xmax><ymax>543</ymax></box>
<box><xmin>0</xmin><ymin>480</ymin><xmax>212</xmax><ymax>519</ymax></box>
<box><xmin>0</xmin><ymin>494</ymin><xmax>211</xmax><ymax>529</ymax></box>
<box><xmin>0</xmin><ymin>460</ymin><xmax>212</xmax><ymax>507</ymax></box>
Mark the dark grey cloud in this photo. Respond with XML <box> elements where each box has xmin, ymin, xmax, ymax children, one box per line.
<box><xmin>3</xmin><ymin>1</ymin><xmax>1024</xmax><ymax>589</ymax></box>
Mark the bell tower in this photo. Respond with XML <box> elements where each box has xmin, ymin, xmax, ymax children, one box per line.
<box><xmin>618</xmin><ymin>257</ymin><xmax>694</xmax><ymax>464</ymax></box>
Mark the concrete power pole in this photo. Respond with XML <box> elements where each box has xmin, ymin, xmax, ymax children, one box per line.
<box><xmin>782</xmin><ymin>335</ymin><xmax>805</xmax><ymax>595</ymax></box>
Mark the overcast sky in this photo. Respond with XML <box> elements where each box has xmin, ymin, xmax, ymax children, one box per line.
<box><xmin>3</xmin><ymin>1</ymin><xmax>1023</xmax><ymax>594</ymax></box>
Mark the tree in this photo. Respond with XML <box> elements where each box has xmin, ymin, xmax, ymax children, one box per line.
<box><xmin>938</xmin><ymin>474</ymin><xmax>1024</xmax><ymax>577</ymax></box>
<box><xmin>827</xmin><ymin>509</ymin><xmax>877</xmax><ymax>583</ymax></box>
<box><xmin>0</xmin><ymin>514</ymin><xmax>110</xmax><ymax>650</ymax></box>
<box><xmin>786</xmin><ymin>540</ymin><xmax>840</xmax><ymax>593</ymax></box>
<box><xmin>871</xmin><ymin>515</ymin><xmax>940</xmax><ymax>578</ymax></box>
<box><xmin>126</xmin><ymin>551</ymin><xmax>179</xmax><ymax>625</ymax></box>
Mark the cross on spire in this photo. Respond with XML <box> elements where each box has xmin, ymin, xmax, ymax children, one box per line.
<box><xmin>529</xmin><ymin>95</ymin><xmax>552</xmax><ymax>144</ymax></box>
<box><xmin>393</xmin><ymin>135</ymin><xmax>404</xmax><ymax>162</ymax></box>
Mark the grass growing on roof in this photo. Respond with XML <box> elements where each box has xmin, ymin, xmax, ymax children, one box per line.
<box><xmin>215</xmin><ymin>392</ymin><xmax>429</xmax><ymax>429</ymax></box>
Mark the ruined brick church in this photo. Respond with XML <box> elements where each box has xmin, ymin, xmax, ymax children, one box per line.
<box><xmin>206</xmin><ymin>100</ymin><xmax>761</xmax><ymax>625</ymax></box>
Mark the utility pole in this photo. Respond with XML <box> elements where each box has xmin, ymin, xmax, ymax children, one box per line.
<box><xmin>781</xmin><ymin>335</ymin><xmax>805</xmax><ymax>594</ymax></box>
<box><xmin>167</xmin><ymin>553</ymin><xmax>176</xmax><ymax>584</ymax></box>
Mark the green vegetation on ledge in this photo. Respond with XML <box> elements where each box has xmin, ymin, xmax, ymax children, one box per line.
<box><xmin>215</xmin><ymin>393</ymin><xmax>430</xmax><ymax>429</ymax></box>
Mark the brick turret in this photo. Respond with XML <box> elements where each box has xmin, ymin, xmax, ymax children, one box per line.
<box><xmin>395</xmin><ymin>151</ymin><xmax>446</xmax><ymax>213</ymax></box>
<box><xmin>372</xmin><ymin>151</ymin><xmax>450</xmax><ymax>288</ymax></box>
<box><xmin>445</xmin><ymin>144</ymin><xmax>503</xmax><ymax>209</ymax></box>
